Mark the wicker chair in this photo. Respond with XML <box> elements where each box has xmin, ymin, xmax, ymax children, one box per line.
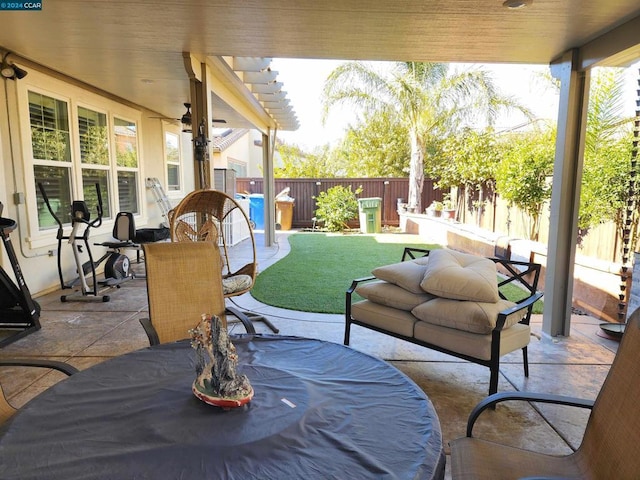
<box><xmin>450</xmin><ymin>308</ymin><xmax>640</xmax><ymax>479</ymax></box>
<box><xmin>168</xmin><ymin>189</ymin><xmax>278</xmax><ymax>333</ymax></box>
<box><xmin>0</xmin><ymin>359</ymin><xmax>78</xmax><ymax>425</ymax></box>
<box><xmin>139</xmin><ymin>242</ymin><xmax>256</xmax><ymax>345</ymax></box>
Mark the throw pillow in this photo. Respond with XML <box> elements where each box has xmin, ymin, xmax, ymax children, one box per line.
<box><xmin>356</xmin><ymin>281</ymin><xmax>435</xmax><ymax>311</ymax></box>
<box><xmin>411</xmin><ymin>297</ymin><xmax>520</xmax><ymax>334</ymax></box>
<box><xmin>372</xmin><ymin>256</ymin><xmax>430</xmax><ymax>294</ymax></box>
<box><xmin>420</xmin><ymin>249</ymin><xmax>499</xmax><ymax>302</ymax></box>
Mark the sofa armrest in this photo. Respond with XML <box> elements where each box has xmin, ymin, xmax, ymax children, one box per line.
<box><xmin>402</xmin><ymin>247</ymin><xmax>431</xmax><ymax>262</ymax></box>
<box><xmin>466</xmin><ymin>391</ymin><xmax>594</xmax><ymax>437</ymax></box>
<box><xmin>346</xmin><ymin>276</ymin><xmax>377</xmax><ymax>295</ymax></box>
<box><xmin>495</xmin><ymin>291</ymin><xmax>544</xmax><ymax>330</ymax></box>
<box><xmin>345</xmin><ymin>276</ymin><xmax>377</xmax><ymax>323</ymax></box>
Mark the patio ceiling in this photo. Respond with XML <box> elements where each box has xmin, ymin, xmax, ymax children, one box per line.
<box><xmin>0</xmin><ymin>1</ymin><xmax>638</xmax><ymax>130</ymax></box>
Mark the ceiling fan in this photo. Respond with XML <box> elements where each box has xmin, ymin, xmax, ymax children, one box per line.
<box><xmin>149</xmin><ymin>103</ymin><xmax>226</xmax><ymax>131</ymax></box>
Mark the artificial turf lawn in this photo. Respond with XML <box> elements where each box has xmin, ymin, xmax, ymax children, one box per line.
<box><xmin>252</xmin><ymin>232</ymin><xmax>543</xmax><ymax>314</ymax></box>
<box><xmin>251</xmin><ymin>232</ymin><xmax>439</xmax><ymax>313</ymax></box>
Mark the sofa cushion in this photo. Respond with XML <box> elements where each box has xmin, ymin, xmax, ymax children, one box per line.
<box><xmin>355</xmin><ymin>281</ymin><xmax>435</xmax><ymax>311</ymax></box>
<box><xmin>372</xmin><ymin>256</ymin><xmax>430</xmax><ymax>294</ymax></box>
<box><xmin>351</xmin><ymin>300</ymin><xmax>419</xmax><ymax>337</ymax></box>
<box><xmin>411</xmin><ymin>298</ymin><xmax>520</xmax><ymax>334</ymax></box>
<box><xmin>420</xmin><ymin>249</ymin><xmax>499</xmax><ymax>302</ymax></box>
<box><xmin>414</xmin><ymin>321</ymin><xmax>531</xmax><ymax>361</ymax></box>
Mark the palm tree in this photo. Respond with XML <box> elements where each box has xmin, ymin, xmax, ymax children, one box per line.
<box><xmin>578</xmin><ymin>67</ymin><xmax>636</xmax><ymax>253</ymax></box>
<box><xmin>322</xmin><ymin>61</ymin><xmax>530</xmax><ymax>212</ymax></box>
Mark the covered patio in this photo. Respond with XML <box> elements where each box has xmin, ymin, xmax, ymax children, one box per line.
<box><xmin>0</xmin><ymin>232</ymin><xmax>620</xmax><ymax>478</ymax></box>
<box><xmin>1</xmin><ymin>1</ymin><xmax>639</xmax><ymax>337</ymax></box>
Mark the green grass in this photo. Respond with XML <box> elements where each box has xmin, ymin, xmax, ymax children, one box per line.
<box><xmin>252</xmin><ymin>232</ymin><xmax>543</xmax><ymax>314</ymax></box>
<box><xmin>252</xmin><ymin>232</ymin><xmax>439</xmax><ymax>313</ymax></box>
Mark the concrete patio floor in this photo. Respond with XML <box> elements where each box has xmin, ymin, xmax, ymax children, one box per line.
<box><xmin>0</xmin><ymin>231</ymin><xmax>621</xmax><ymax>479</ymax></box>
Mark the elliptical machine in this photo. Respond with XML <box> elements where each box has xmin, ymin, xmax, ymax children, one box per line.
<box><xmin>38</xmin><ymin>182</ymin><xmax>132</xmax><ymax>302</ymax></box>
<box><xmin>0</xmin><ymin>202</ymin><xmax>41</xmax><ymax>346</ymax></box>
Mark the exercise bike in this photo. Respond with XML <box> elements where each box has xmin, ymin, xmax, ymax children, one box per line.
<box><xmin>38</xmin><ymin>183</ymin><xmax>132</xmax><ymax>302</ymax></box>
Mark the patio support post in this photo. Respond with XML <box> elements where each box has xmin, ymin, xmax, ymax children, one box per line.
<box><xmin>184</xmin><ymin>54</ymin><xmax>212</xmax><ymax>190</ymax></box>
<box><xmin>262</xmin><ymin>129</ymin><xmax>276</xmax><ymax>247</ymax></box>
<box><xmin>544</xmin><ymin>49</ymin><xmax>590</xmax><ymax>336</ymax></box>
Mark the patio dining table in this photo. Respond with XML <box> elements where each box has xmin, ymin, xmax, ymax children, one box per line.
<box><xmin>0</xmin><ymin>335</ymin><xmax>445</xmax><ymax>479</ymax></box>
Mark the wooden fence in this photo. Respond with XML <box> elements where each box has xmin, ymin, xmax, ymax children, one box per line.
<box><xmin>236</xmin><ymin>177</ymin><xmax>444</xmax><ymax>229</ymax></box>
<box><xmin>237</xmin><ymin>176</ymin><xmax>622</xmax><ymax>263</ymax></box>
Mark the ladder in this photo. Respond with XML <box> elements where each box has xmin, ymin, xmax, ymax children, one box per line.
<box><xmin>145</xmin><ymin>177</ymin><xmax>172</xmax><ymax>227</ymax></box>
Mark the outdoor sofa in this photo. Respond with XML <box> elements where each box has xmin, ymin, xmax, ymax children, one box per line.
<box><xmin>345</xmin><ymin>247</ymin><xmax>543</xmax><ymax>395</ymax></box>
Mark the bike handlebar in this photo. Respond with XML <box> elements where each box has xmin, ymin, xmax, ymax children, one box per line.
<box><xmin>38</xmin><ymin>182</ymin><xmax>105</xmax><ymax>229</ymax></box>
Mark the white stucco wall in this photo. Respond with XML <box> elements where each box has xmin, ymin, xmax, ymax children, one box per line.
<box><xmin>0</xmin><ymin>67</ymin><xmax>193</xmax><ymax>296</ymax></box>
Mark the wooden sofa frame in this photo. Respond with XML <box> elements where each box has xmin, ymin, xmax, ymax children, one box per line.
<box><xmin>344</xmin><ymin>247</ymin><xmax>543</xmax><ymax>395</ymax></box>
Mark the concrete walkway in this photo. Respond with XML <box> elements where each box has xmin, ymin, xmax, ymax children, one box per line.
<box><xmin>0</xmin><ymin>231</ymin><xmax>621</xmax><ymax>479</ymax></box>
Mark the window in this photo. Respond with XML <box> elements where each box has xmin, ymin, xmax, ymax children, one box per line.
<box><xmin>228</xmin><ymin>158</ymin><xmax>247</xmax><ymax>177</ymax></box>
<box><xmin>78</xmin><ymin>106</ymin><xmax>111</xmax><ymax>218</ymax></box>
<box><xmin>117</xmin><ymin>171</ymin><xmax>138</xmax><ymax>213</ymax></box>
<box><xmin>114</xmin><ymin>117</ymin><xmax>139</xmax><ymax>213</ymax></box>
<box><xmin>28</xmin><ymin>86</ymin><xmax>142</xmax><ymax>231</ymax></box>
<box><xmin>165</xmin><ymin>131</ymin><xmax>181</xmax><ymax>191</ymax></box>
<box><xmin>34</xmin><ymin>165</ymin><xmax>72</xmax><ymax>228</ymax></box>
<box><xmin>30</xmin><ymin>91</ymin><xmax>73</xmax><ymax>228</ymax></box>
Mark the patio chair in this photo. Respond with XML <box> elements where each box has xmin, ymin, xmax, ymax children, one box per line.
<box><xmin>0</xmin><ymin>359</ymin><xmax>78</xmax><ymax>425</ymax></box>
<box><xmin>450</xmin><ymin>308</ymin><xmax>640</xmax><ymax>480</ymax></box>
<box><xmin>139</xmin><ymin>242</ymin><xmax>255</xmax><ymax>346</ymax></box>
<box><xmin>168</xmin><ymin>189</ymin><xmax>278</xmax><ymax>333</ymax></box>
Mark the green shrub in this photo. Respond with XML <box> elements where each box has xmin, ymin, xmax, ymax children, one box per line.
<box><xmin>314</xmin><ymin>185</ymin><xmax>363</xmax><ymax>232</ymax></box>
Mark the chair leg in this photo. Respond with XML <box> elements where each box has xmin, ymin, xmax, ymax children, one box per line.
<box><xmin>344</xmin><ymin>320</ymin><xmax>351</xmax><ymax>345</ymax></box>
<box><xmin>245</xmin><ymin>312</ymin><xmax>279</xmax><ymax>333</ymax></box>
<box><xmin>522</xmin><ymin>346</ymin><xmax>529</xmax><ymax>377</ymax></box>
<box><xmin>225</xmin><ymin>306</ymin><xmax>257</xmax><ymax>334</ymax></box>
<box><xmin>489</xmin><ymin>364</ymin><xmax>499</xmax><ymax>396</ymax></box>
<box><xmin>225</xmin><ymin>306</ymin><xmax>280</xmax><ymax>334</ymax></box>
<box><xmin>138</xmin><ymin>317</ymin><xmax>160</xmax><ymax>346</ymax></box>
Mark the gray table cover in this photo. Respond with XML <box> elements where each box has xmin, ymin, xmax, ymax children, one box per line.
<box><xmin>0</xmin><ymin>335</ymin><xmax>444</xmax><ymax>479</ymax></box>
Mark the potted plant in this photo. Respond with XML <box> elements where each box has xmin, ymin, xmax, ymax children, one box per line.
<box><xmin>442</xmin><ymin>194</ymin><xmax>456</xmax><ymax>220</ymax></box>
<box><xmin>428</xmin><ymin>200</ymin><xmax>444</xmax><ymax>217</ymax></box>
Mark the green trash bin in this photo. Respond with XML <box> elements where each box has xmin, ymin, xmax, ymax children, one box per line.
<box><xmin>357</xmin><ymin>197</ymin><xmax>382</xmax><ymax>233</ymax></box>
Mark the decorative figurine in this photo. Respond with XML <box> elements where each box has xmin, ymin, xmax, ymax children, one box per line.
<box><xmin>189</xmin><ymin>314</ymin><xmax>254</xmax><ymax>408</ymax></box>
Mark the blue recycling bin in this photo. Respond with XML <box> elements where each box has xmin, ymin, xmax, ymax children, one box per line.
<box><xmin>248</xmin><ymin>194</ymin><xmax>265</xmax><ymax>230</ymax></box>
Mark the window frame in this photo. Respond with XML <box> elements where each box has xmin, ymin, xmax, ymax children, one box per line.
<box><xmin>163</xmin><ymin>125</ymin><xmax>183</xmax><ymax>196</ymax></box>
<box><xmin>112</xmin><ymin>114</ymin><xmax>141</xmax><ymax>215</ymax></box>
<box><xmin>17</xmin><ymin>71</ymin><xmax>145</xmax><ymax>249</ymax></box>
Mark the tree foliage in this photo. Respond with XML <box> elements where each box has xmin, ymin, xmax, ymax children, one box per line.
<box><xmin>578</xmin><ymin>67</ymin><xmax>635</xmax><ymax>253</ymax></box>
<box><xmin>334</xmin><ymin>111</ymin><xmax>410</xmax><ymax>177</ymax></box>
<box><xmin>275</xmin><ymin>143</ymin><xmax>341</xmax><ymax>178</ymax></box>
<box><xmin>495</xmin><ymin>129</ymin><xmax>556</xmax><ymax>241</ymax></box>
<box><xmin>314</xmin><ymin>185</ymin><xmax>363</xmax><ymax>232</ymax></box>
<box><xmin>434</xmin><ymin>128</ymin><xmax>501</xmax><ymax>215</ymax></box>
<box><xmin>322</xmin><ymin>61</ymin><xmax>530</xmax><ymax>212</ymax></box>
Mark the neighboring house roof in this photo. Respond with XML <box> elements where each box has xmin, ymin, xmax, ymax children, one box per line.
<box><xmin>211</xmin><ymin>128</ymin><xmax>250</xmax><ymax>152</ymax></box>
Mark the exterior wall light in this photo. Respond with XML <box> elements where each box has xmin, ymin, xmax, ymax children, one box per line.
<box><xmin>1</xmin><ymin>52</ymin><xmax>28</xmax><ymax>80</ymax></box>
